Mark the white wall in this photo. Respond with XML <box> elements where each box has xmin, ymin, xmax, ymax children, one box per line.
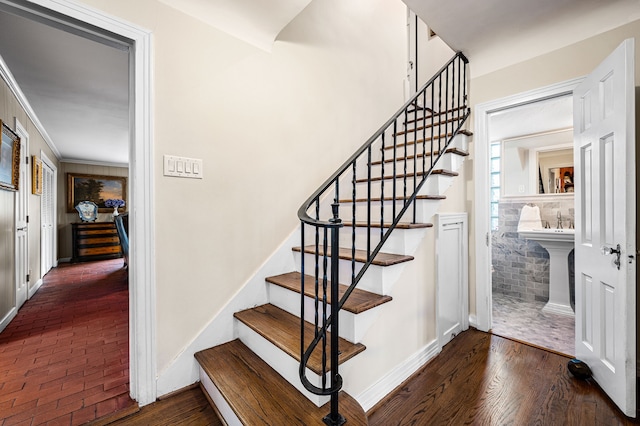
<box><xmin>75</xmin><ymin>0</ymin><xmax>411</xmax><ymax>375</ymax></box>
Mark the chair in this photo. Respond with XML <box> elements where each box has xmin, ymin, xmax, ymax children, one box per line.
<box><xmin>114</xmin><ymin>213</ymin><xmax>129</xmax><ymax>268</ymax></box>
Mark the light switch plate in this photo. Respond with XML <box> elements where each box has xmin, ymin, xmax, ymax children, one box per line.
<box><xmin>163</xmin><ymin>155</ymin><xmax>203</xmax><ymax>179</ymax></box>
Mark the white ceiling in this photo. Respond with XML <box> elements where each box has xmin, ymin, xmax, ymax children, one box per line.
<box><xmin>489</xmin><ymin>95</ymin><xmax>573</xmax><ymax>142</ymax></box>
<box><xmin>0</xmin><ymin>0</ymin><xmax>637</xmax><ymax>166</ymax></box>
<box><xmin>158</xmin><ymin>0</ymin><xmax>312</xmax><ymax>52</ymax></box>
<box><xmin>404</xmin><ymin>0</ymin><xmax>640</xmax><ymax>77</ymax></box>
<box><xmin>0</xmin><ymin>9</ymin><xmax>129</xmax><ymax>166</ymax></box>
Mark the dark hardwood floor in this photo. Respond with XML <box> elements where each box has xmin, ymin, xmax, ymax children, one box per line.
<box><xmin>106</xmin><ymin>329</ymin><xmax>638</xmax><ymax>425</ymax></box>
<box><xmin>368</xmin><ymin>329</ymin><xmax>638</xmax><ymax>425</ymax></box>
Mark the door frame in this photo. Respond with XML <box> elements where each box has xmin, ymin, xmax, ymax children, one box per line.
<box><xmin>0</xmin><ymin>0</ymin><xmax>156</xmax><ymax>405</ymax></box>
<box><xmin>14</xmin><ymin>118</ymin><xmax>29</xmax><ymax>308</ymax></box>
<box><xmin>473</xmin><ymin>77</ymin><xmax>583</xmax><ymax>331</ymax></box>
<box><xmin>39</xmin><ymin>150</ymin><xmax>56</xmax><ymax>277</ymax></box>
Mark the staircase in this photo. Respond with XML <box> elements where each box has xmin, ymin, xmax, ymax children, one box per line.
<box><xmin>195</xmin><ymin>52</ymin><xmax>470</xmax><ymax>425</ymax></box>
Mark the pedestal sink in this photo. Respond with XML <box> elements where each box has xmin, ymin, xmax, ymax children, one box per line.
<box><xmin>518</xmin><ymin>229</ymin><xmax>575</xmax><ymax>316</ymax></box>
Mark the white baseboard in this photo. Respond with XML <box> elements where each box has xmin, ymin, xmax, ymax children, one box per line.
<box><xmin>468</xmin><ymin>314</ymin><xmax>478</xmax><ymax>329</ymax></box>
<box><xmin>0</xmin><ymin>307</ymin><xmax>17</xmax><ymax>334</ymax></box>
<box><xmin>356</xmin><ymin>339</ymin><xmax>440</xmax><ymax>412</ymax></box>
<box><xmin>28</xmin><ymin>279</ymin><xmax>44</xmax><ymax>299</ymax></box>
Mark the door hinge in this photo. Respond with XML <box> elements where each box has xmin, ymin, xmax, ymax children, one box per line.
<box><xmin>26</xmin><ymin>216</ymin><xmax>29</xmax><ymax>223</ymax></box>
<box><xmin>25</xmin><ymin>156</ymin><xmax>29</xmax><ymax>165</ymax></box>
<box><xmin>26</xmin><ymin>274</ymin><xmax>30</xmax><ymax>282</ymax></box>
<box><xmin>486</xmin><ymin>232</ymin><xmax>489</xmax><ymax>246</ymax></box>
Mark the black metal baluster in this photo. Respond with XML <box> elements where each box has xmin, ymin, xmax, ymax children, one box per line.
<box><xmin>351</xmin><ymin>161</ymin><xmax>356</xmax><ymax>287</ymax></box>
<box><xmin>393</xmin><ymin>120</ymin><xmax>398</xmax><ymax>220</ymax></box>
<box><xmin>456</xmin><ymin>58</ymin><xmax>461</xmax><ymax>127</ymax></box>
<box><xmin>403</xmin><ymin>110</ymin><xmax>408</xmax><ymax>208</ymax></box>
<box><xmin>412</xmin><ymin>91</ymin><xmax>418</xmax><ymax>224</ymax></box>
<box><xmin>444</xmin><ymin>65</ymin><xmax>449</xmax><ymax>154</ymax></box>
<box><xmin>431</xmin><ymin>82</ymin><xmax>435</xmax><ymax>169</ymax></box>
<box><xmin>380</xmin><ymin>134</ymin><xmax>385</xmax><ymax>239</ymax></box>
<box><xmin>314</xmin><ymin>199</ymin><xmax>320</xmax><ymax>339</ymax></box>
<box><xmin>463</xmin><ymin>56</ymin><xmax>468</xmax><ymax>113</ymax></box>
<box><xmin>438</xmin><ymin>74</ymin><xmax>443</xmax><ymax>158</ymax></box>
<box><xmin>422</xmin><ymin>88</ymin><xmax>427</xmax><ymax>176</ymax></box>
<box><xmin>451</xmin><ymin>60</ymin><xmax>456</xmax><ymax>138</ymax></box>
<box><xmin>367</xmin><ymin>145</ymin><xmax>372</xmax><ymax>260</ymax></box>
<box><xmin>321</xmin><ymin>226</ymin><xmax>328</xmax><ymax>390</ymax></box>
<box><xmin>300</xmin><ymin>224</ymin><xmax>305</xmax><ymax>372</ymax></box>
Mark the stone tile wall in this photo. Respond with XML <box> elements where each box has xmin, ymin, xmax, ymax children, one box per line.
<box><xmin>492</xmin><ymin>195</ymin><xmax>575</xmax><ymax>303</ymax></box>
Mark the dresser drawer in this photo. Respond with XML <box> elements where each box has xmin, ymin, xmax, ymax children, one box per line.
<box><xmin>72</xmin><ymin>222</ymin><xmax>122</xmax><ymax>263</ymax></box>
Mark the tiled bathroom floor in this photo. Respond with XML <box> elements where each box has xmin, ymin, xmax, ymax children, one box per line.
<box><xmin>491</xmin><ymin>293</ymin><xmax>575</xmax><ymax>356</ymax></box>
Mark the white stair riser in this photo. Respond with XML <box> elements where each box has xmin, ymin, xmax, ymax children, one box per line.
<box><xmin>343</xmin><ymin>174</ymin><xmax>452</xmax><ymax>199</ymax></box>
<box><xmin>236</xmin><ymin>320</ymin><xmax>329</xmax><ymax>407</ymax></box>
<box><xmin>337</xmin><ymin>199</ymin><xmax>441</xmax><ymax>225</ymax></box>
<box><xmin>199</xmin><ymin>368</ymin><xmax>243</xmax><ymax>426</ymax></box>
<box><xmin>419</xmin><ymin>174</ymin><xmax>454</xmax><ymax>196</ymax></box>
<box><xmin>293</xmin><ymin>251</ymin><xmax>404</xmax><ymax>295</ymax></box>
<box><xmin>337</xmin><ymin>226</ymin><xmax>428</xmax><ymax>256</ymax></box>
<box><xmin>267</xmin><ymin>283</ymin><xmax>379</xmax><ymax>343</ymax></box>
<box><xmin>344</xmin><ymin>174</ymin><xmax>448</xmax><ymax>199</ymax></box>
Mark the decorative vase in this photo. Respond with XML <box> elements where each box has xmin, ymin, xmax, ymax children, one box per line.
<box><xmin>113</xmin><ymin>206</ymin><xmax>119</xmax><ymax>216</ymax></box>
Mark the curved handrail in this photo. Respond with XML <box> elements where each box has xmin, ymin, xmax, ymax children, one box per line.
<box><xmin>297</xmin><ymin>52</ymin><xmax>470</xmax><ymax>420</ymax></box>
<box><xmin>297</xmin><ymin>52</ymin><xmax>468</xmax><ymax>229</ymax></box>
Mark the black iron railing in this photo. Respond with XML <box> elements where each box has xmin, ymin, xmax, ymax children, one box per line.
<box><xmin>297</xmin><ymin>52</ymin><xmax>470</xmax><ymax>425</ymax></box>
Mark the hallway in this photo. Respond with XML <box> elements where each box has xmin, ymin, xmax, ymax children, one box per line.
<box><xmin>0</xmin><ymin>259</ymin><xmax>134</xmax><ymax>425</ymax></box>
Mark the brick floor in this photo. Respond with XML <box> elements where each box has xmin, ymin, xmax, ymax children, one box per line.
<box><xmin>0</xmin><ymin>260</ymin><xmax>135</xmax><ymax>425</ymax></box>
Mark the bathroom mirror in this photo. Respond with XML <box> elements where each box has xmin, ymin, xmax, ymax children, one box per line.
<box><xmin>501</xmin><ymin>129</ymin><xmax>573</xmax><ymax>196</ymax></box>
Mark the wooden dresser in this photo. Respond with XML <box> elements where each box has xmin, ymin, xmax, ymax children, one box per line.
<box><xmin>71</xmin><ymin>222</ymin><xmax>122</xmax><ymax>263</ymax></box>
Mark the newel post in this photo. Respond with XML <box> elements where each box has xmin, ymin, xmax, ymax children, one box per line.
<box><xmin>325</xmin><ymin>203</ymin><xmax>345</xmax><ymax>426</ymax></box>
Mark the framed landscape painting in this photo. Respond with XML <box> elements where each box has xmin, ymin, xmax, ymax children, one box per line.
<box><xmin>0</xmin><ymin>121</ymin><xmax>21</xmax><ymax>191</ymax></box>
<box><xmin>67</xmin><ymin>173</ymin><xmax>127</xmax><ymax>213</ymax></box>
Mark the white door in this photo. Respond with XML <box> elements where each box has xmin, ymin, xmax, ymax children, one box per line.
<box><xmin>41</xmin><ymin>160</ymin><xmax>54</xmax><ymax>276</ymax></box>
<box><xmin>405</xmin><ymin>9</ymin><xmax>417</xmax><ymax>101</ymax></box>
<box><xmin>14</xmin><ymin>121</ymin><xmax>29</xmax><ymax>308</ymax></box>
<box><xmin>436</xmin><ymin>213</ymin><xmax>468</xmax><ymax>348</ymax></box>
<box><xmin>573</xmin><ymin>38</ymin><xmax>636</xmax><ymax>417</ymax></box>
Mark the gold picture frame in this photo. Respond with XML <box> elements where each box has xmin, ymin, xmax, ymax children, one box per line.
<box><xmin>32</xmin><ymin>156</ymin><xmax>43</xmax><ymax>195</ymax></box>
<box><xmin>0</xmin><ymin>120</ymin><xmax>20</xmax><ymax>191</ymax></box>
<box><xmin>67</xmin><ymin>173</ymin><xmax>127</xmax><ymax>213</ymax></box>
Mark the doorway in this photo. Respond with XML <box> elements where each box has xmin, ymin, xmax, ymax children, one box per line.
<box><xmin>473</xmin><ymin>78</ymin><xmax>583</xmax><ymax>348</ymax></box>
<box><xmin>0</xmin><ymin>0</ymin><xmax>155</xmax><ymax>405</ymax></box>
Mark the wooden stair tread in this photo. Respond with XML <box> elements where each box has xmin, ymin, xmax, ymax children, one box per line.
<box><xmin>370</xmin><ymin>147</ymin><xmax>469</xmax><ymax>166</ymax></box>
<box><xmin>342</xmin><ymin>221</ymin><xmax>433</xmax><ymax>229</ymax></box>
<box><xmin>195</xmin><ymin>339</ymin><xmax>367</xmax><ymax>425</ymax></box>
<box><xmin>396</xmin><ymin>117</ymin><xmax>470</xmax><ymax>136</ymax></box>
<box><xmin>266</xmin><ymin>271</ymin><xmax>392</xmax><ymax>314</ymax></box>
<box><xmin>233</xmin><ymin>304</ymin><xmax>365</xmax><ymax>375</ymax></box>
<box><xmin>383</xmin><ymin>129</ymin><xmax>473</xmax><ymax>149</ymax></box>
<box><xmin>293</xmin><ymin>245</ymin><xmax>413</xmax><ymax>266</ymax></box>
<box><xmin>355</xmin><ymin>168</ymin><xmax>458</xmax><ymax>183</ymax></box>
<box><xmin>339</xmin><ymin>194</ymin><xmax>446</xmax><ymax>203</ymax></box>
<box><xmin>404</xmin><ymin>105</ymin><xmax>467</xmax><ymax>124</ymax></box>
